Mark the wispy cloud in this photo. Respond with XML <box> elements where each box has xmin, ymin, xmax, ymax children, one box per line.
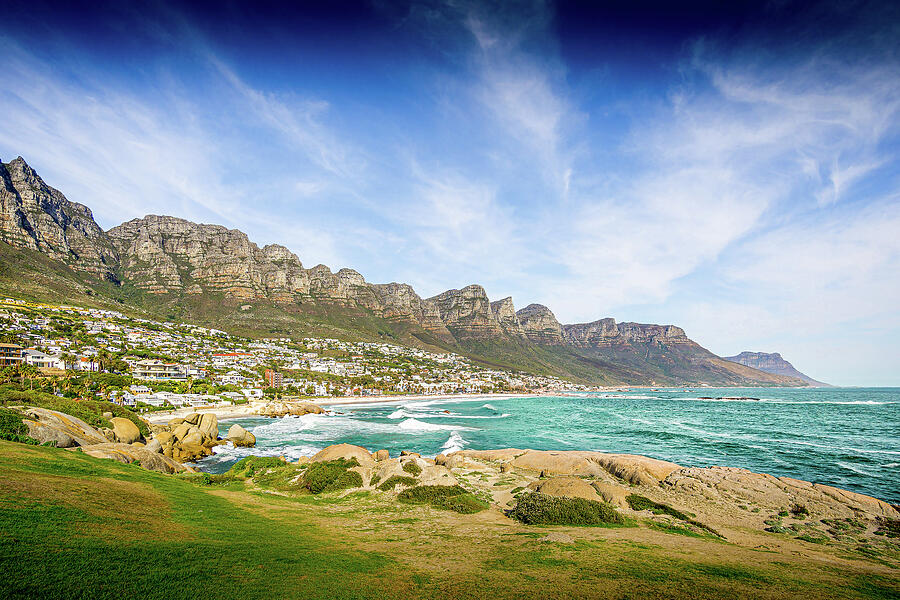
<box><xmin>0</xmin><ymin>39</ymin><xmax>343</xmax><ymax>266</ymax></box>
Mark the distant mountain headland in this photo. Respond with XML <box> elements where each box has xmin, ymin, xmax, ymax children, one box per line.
<box><xmin>724</xmin><ymin>351</ymin><xmax>830</xmax><ymax>387</ymax></box>
<box><xmin>0</xmin><ymin>155</ymin><xmax>811</xmax><ymax>387</ymax></box>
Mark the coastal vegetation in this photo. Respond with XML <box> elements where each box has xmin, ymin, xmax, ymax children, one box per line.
<box><xmin>626</xmin><ymin>494</ymin><xmax>721</xmax><ymax>537</ymax></box>
<box><xmin>397</xmin><ymin>484</ymin><xmax>488</xmax><ymax>514</ymax></box>
<box><xmin>509</xmin><ymin>492</ymin><xmax>627</xmax><ymax>526</ymax></box>
<box><xmin>0</xmin><ymin>384</ymin><xmax>149</xmax><ymax>437</ymax></box>
<box><xmin>377</xmin><ymin>475</ymin><xmax>418</xmax><ymax>491</ymax></box>
<box><xmin>0</xmin><ymin>407</ymin><xmax>39</xmax><ymax>444</ymax></box>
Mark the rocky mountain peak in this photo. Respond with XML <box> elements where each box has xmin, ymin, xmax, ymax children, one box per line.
<box><xmin>516</xmin><ymin>303</ymin><xmax>564</xmax><ymax>344</ymax></box>
<box><xmin>0</xmin><ymin>156</ymin><xmax>118</xmax><ymax>280</ymax></box>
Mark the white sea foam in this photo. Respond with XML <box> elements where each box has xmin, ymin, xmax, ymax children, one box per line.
<box><xmin>482</xmin><ymin>403</ymin><xmax>498</xmax><ymax>410</ymax></box>
<box><xmin>203</xmin><ymin>440</ymin><xmax>322</xmax><ymax>466</ymax></box>
<box><xmin>441</xmin><ymin>431</ymin><xmax>468</xmax><ymax>453</ymax></box>
<box><xmin>388</xmin><ymin>409</ymin><xmax>408</xmax><ymax>419</ymax></box>
<box><xmin>398</xmin><ymin>418</ymin><xmax>475</xmax><ymax>432</ymax></box>
<box><xmin>837</xmin><ymin>461</ymin><xmax>874</xmax><ymax>477</ymax></box>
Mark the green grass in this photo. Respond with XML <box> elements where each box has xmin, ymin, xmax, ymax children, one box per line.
<box><xmin>0</xmin><ymin>441</ymin><xmax>400</xmax><ymax>600</ymax></box>
<box><xmin>397</xmin><ymin>485</ymin><xmax>488</xmax><ymax>514</ymax></box>
<box><xmin>509</xmin><ymin>492</ymin><xmax>627</xmax><ymax>526</ymax></box>
<box><xmin>874</xmin><ymin>518</ymin><xmax>900</xmax><ymax>539</ymax></box>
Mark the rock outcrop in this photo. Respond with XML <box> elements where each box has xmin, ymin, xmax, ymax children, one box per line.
<box><xmin>258</xmin><ymin>400</ymin><xmax>325</xmax><ymax>418</ymax></box>
<box><xmin>77</xmin><ymin>442</ymin><xmax>191</xmax><ymax>474</ymax></box>
<box><xmin>490</xmin><ymin>297</ymin><xmax>524</xmax><ymax>335</ymax></box>
<box><xmin>22</xmin><ymin>408</ymin><xmax>109</xmax><ymax>447</ymax></box>
<box><xmin>149</xmin><ymin>412</ymin><xmax>220</xmax><ymax>463</ymax></box>
<box><xmin>225</xmin><ymin>424</ymin><xmax>256</xmax><ymax>448</ymax></box>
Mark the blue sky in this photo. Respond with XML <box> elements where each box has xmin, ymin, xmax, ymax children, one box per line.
<box><xmin>1</xmin><ymin>0</ymin><xmax>898</xmax><ymax>385</ymax></box>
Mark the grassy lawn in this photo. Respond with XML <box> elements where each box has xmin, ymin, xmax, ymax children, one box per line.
<box><xmin>0</xmin><ymin>440</ymin><xmax>897</xmax><ymax>599</ymax></box>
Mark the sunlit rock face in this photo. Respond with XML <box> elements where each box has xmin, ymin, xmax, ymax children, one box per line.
<box><xmin>0</xmin><ymin>157</ymin><xmax>119</xmax><ymax>280</ymax></box>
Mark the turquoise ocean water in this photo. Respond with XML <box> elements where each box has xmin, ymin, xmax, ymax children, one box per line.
<box><xmin>197</xmin><ymin>387</ymin><xmax>900</xmax><ymax>504</ymax></box>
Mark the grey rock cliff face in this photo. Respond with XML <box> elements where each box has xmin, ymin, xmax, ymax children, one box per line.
<box><xmin>564</xmin><ymin>319</ymin><xmax>689</xmax><ymax>347</ymax></box>
<box><xmin>516</xmin><ymin>304</ymin><xmax>564</xmax><ymax>344</ymax></box>
<box><xmin>108</xmin><ymin>215</ymin><xmax>309</xmax><ymax>299</ymax></box>
<box><xmin>0</xmin><ymin>157</ymin><xmax>119</xmax><ymax>280</ymax></box>
<box><xmin>490</xmin><ymin>297</ymin><xmax>524</xmax><ymax>335</ymax></box>
<box><xmin>427</xmin><ymin>285</ymin><xmax>503</xmax><ymax>335</ymax></box>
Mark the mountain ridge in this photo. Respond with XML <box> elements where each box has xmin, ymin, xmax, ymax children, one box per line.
<box><xmin>724</xmin><ymin>351</ymin><xmax>830</xmax><ymax>387</ymax></box>
<box><xmin>0</xmin><ymin>156</ymin><xmax>809</xmax><ymax>387</ymax></box>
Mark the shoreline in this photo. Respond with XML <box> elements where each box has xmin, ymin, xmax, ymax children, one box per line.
<box><xmin>144</xmin><ymin>391</ymin><xmax>546</xmax><ymax>424</ymax></box>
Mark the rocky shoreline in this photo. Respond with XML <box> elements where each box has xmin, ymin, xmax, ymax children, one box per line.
<box><xmin>16</xmin><ymin>402</ymin><xmax>899</xmax><ymax>548</ymax></box>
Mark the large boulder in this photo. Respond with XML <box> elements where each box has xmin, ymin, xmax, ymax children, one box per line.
<box><xmin>22</xmin><ymin>408</ymin><xmax>107</xmax><ymax>447</ymax></box>
<box><xmin>374</xmin><ymin>449</ymin><xmax>390</xmax><ymax>461</ymax></box>
<box><xmin>531</xmin><ymin>477</ymin><xmax>602</xmax><ymax>502</ymax></box>
<box><xmin>24</xmin><ymin>420</ymin><xmax>77</xmax><ymax>448</ymax></box>
<box><xmin>591</xmin><ymin>481</ymin><xmax>629</xmax><ymax>508</ymax></box>
<box><xmin>311</xmin><ymin>444</ymin><xmax>375</xmax><ymax>468</ymax></box>
<box><xmin>180</xmin><ymin>429</ymin><xmax>205</xmax><ymax>447</ymax></box>
<box><xmin>197</xmin><ymin>413</ymin><xmax>218</xmax><ymax>438</ymax></box>
<box><xmin>78</xmin><ymin>443</ymin><xmax>192</xmax><ymax>474</ymax></box>
<box><xmin>110</xmin><ymin>417</ymin><xmax>141</xmax><ymax>444</ymax></box>
<box><xmin>144</xmin><ymin>438</ymin><xmax>162</xmax><ymax>454</ymax></box>
<box><xmin>225</xmin><ymin>424</ymin><xmax>256</xmax><ymax>448</ymax></box>
<box><xmin>171</xmin><ymin>423</ymin><xmax>192</xmax><ymax>441</ymax></box>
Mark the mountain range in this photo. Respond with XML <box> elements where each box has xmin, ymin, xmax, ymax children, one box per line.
<box><xmin>0</xmin><ymin>155</ymin><xmax>811</xmax><ymax>386</ymax></box>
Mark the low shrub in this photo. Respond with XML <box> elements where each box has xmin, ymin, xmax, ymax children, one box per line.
<box><xmin>229</xmin><ymin>456</ymin><xmax>288</xmax><ymax>478</ymax></box>
<box><xmin>628</xmin><ymin>494</ymin><xmax>721</xmax><ymax>537</ymax></box>
<box><xmin>510</xmin><ymin>492</ymin><xmax>625</xmax><ymax>526</ymax></box>
<box><xmin>626</xmin><ymin>494</ymin><xmax>691</xmax><ymax>521</ymax></box>
<box><xmin>377</xmin><ymin>475</ymin><xmax>418</xmax><ymax>491</ymax></box>
<box><xmin>790</xmin><ymin>503</ymin><xmax>810</xmax><ymax>518</ymax></box>
<box><xmin>874</xmin><ymin>518</ymin><xmax>900</xmax><ymax>538</ymax></box>
<box><xmin>369</xmin><ymin>473</ymin><xmax>381</xmax><ymax>487</ymax></box>
<box><xmin>398</xmin><ymin>485</ymin><xmax>488</xmax><ymax>514</ymax></box>
<box><xmin>0</xmin><ymin>407</ymin><xmax>39</xmax><ymax>444</ymax></box>
<box><xmin>402</xmin><ymin>461</ymin><xmax>422</xmax><ymax>476</ymax></box>
<box><xmin>300</xmin><ymin>458</ymin><xmax>362</xmax><ymax>494</ymax></box>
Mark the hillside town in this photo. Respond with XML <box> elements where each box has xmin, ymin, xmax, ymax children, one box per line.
<box><xmin>0</xmin><ymin>297</ymin><xmax>587</xmax><ymax>410</ymax></box>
